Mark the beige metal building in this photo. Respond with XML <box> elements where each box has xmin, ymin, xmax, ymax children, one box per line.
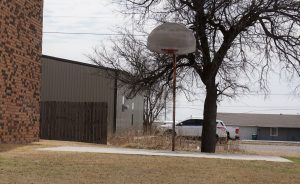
<box><xmin>41</xmin><ymin>55</ymin><xmax>144</xmax><ymax>135</ymax></box>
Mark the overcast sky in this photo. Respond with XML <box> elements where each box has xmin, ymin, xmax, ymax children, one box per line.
<box><xmin>43</xmin><ymin>0</ymin><xmax>300</xmax><ymax>121</ymax></box>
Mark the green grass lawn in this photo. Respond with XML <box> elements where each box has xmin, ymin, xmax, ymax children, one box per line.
<box><xmin>0</xmin><ymin>140</ymin><xmax>300</xmax><ymax>184</ymax></box>
<box><xmin>285</xmin><ymin>157</ymin><xmax>300</xmax><ymax>164</ymax></box>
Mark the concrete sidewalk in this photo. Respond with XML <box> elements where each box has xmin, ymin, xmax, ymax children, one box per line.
<box><xmin>38</xmin><ymin>146</ymin><xmax>291</xmax><ymax>163</ymax></box>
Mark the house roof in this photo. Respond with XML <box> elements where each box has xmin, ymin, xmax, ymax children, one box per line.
<box><xmin>217</xmin><ymin>113</ymin><xmax>300</xmax><ymax>128</ymax></box>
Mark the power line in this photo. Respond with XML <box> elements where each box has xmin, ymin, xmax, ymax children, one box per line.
<box><xmin>165</xmin><ymin>106</ymin><xmax>300</xmax><ymax>114</ymax></box>
<box><xmin>237</xmin><ymin>93</ymin><xmax>300</xmax><ymax>96</ymax></box>
<box><xmin>174</xmin><ymin>105</ymin><xmax>300</xmax><ymax>108</ymax></box>
<box><xmin>170</xmin><ymin>105</ymin><xmax>300</xmax><ymax>110</ymax></box>
<box><xmin>167</xmin><ymin>106</ymin><xmax>300</xmax><ymax>109</ymax></box>
<box><xmin>243</xmin><ymin>109</ymin><xmax>300</xmax><ymax>113</ymax></box>
<box><xmin>43</xmin><ymin>31</ymin><xmax>146</xmax><ymax>36</ymax></box>
<box><xmin>196</xmin><ymin>92</ymin><xmax>300</xmax><ymax>96</ymax></box>
<box><xmin>44</xmin><ymin>15</ymin><xmax>116</xmax><ymax>19</ymax></box>
<box><xmin>43</xmin><ymin>31</ymin><xmax>124</xmax><ymax>36</ymax></box>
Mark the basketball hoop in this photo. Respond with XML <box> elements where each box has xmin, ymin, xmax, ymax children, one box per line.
<box><xmin>147</xmin><ymin>23</ymin><xmax>196</xmax><ymax>151</ymax></box>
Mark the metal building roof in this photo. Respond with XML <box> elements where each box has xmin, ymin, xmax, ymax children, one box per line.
<box><xmin>217</xmin><ymin>113</ymin><xmax>300</xmax><ymax>128</ymax></box>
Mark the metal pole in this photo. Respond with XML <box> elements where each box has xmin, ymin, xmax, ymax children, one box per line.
<box><xmin>172</xmin><ymin>52</ymin><xmax>176</xmax><ymax>151</ymax></box>
<box><xmin>164</xmin><ymin>96</ymin><xmax>167</xmax><ymax>121</ymax></box>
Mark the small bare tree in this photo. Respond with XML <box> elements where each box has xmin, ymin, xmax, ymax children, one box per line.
<box><xmin>143</xmin><ymin>86</ymin><xmax>170</xmax><ymax>134</ymax></box>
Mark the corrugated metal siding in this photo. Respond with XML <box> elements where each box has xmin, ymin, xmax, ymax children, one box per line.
<box><xmin>258</xmin><ymin>127</ymin><xmax>300</xmax><ymax>141</ymax></box>
<box><xmin>41</xmin><ymin>56</ymin><xmax>144</xmax><ymax>135</ymax></box>
<box><xmin>116</xmin><ymin>88</ymin><xmax>144</xmax><ymax>133</ymax></box>
<box><xmin>42</xmin><ymin>58</ymin><xmax>114</xmax><ymax>102</ymax></box>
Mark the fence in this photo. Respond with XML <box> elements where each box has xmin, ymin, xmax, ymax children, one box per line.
<box><xmin>40</xmin><ymin>101</ymin><xmax>108</xmax><ymax>144</ymax></box>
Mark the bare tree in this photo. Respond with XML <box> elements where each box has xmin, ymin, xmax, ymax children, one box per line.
<box><xmin>143</xmin><ymin>86</ymin><xmax>170</xmax><ymax>134</ymax></box>
<box><xmin>93</xmin><ymin>0</ymin><xmax>300</xmax><ymax>152</ymax></box>
<box><xmin>89</xmin><ymin>33</ymin><xmax>174</xmax><ymax>134</ymax></box>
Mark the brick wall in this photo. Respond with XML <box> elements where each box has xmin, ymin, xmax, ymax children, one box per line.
<box><xmin>0</xmin><ymin>0</ymin><xmax>43</xmax><ymax>143</ymax></box>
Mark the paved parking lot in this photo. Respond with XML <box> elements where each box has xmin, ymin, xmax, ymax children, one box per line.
<box><xmin>240</xmin><ymin>143</ymin><xmax>300</xmax><ymax>155</ymax></box>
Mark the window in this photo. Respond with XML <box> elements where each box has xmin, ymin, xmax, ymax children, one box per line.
<box><xmin>121</xmin><ymin>96</ymin><xmax>128</xmax><ymax>112</ymax></box>
<box><xmin>122</xmin><ymin>96</ymin><xmax>125</xmax><ymax>104</ymax></box>
<box><xmin>270</xmin><ymin>128</ymin><xmax>278</xmax><ymax>136</ymax></box>
<box><xmin>219</xmin><ymin>121</ymin><xmax>225</xmax><ymax>126</ymax></box>
<box><xmin>194</xmin><ymin>119</ymin><xmax>203</xmax><ymax>126</ymax></box>
<box><xmin>181</xmin><ymin>120</ymin><xmax>194</xmax><ymax>126</ymax></box>
<box><xmin>180</xmin><ymin>119</ymin><xmax>203</xmax><ymax>126</ymax></box>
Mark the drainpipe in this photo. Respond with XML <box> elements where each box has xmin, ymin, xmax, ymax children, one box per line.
<box><xmin>113</xmin><ymin>71</ymin><xmax>118</xmax><ymax>134</ymax></box>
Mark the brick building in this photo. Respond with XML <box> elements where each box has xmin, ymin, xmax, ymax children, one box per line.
<box><xmin>0</xmin><ymin>1</ymin><xmax>43</xmax><ymax>143</ymax></box>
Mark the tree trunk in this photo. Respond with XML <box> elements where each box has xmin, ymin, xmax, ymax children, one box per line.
<box><xmin>201</xmin><ymin>81</ymin><xmax>218</xmax><ymax>153</ymax></box>
<box><xmin>143</xmin><ymin>118</ymin><xmax>153</xmax><ymax>135</ymax></box>
<box><xmin>143</xmin><ymin>121</ymin><xmax>149</xmax><ymax>134</ymax></box>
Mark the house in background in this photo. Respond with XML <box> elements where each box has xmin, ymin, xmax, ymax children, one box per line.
<box><xmin>40</xmin><ymin>55</ymin><xmax>144</xmax><ymax>143</ymax></box>
<box><xmin>218</xmin><ymin>113</ymin><xmax>300</xmax><ymax>141</ymax></box>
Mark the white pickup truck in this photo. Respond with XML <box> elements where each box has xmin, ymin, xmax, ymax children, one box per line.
<box><xmin>226</xmin><ymin>126</ymin><xmax>240</xmax><ymax>140</ymax></box>
<box><xmin>157</xmin><ymin>117</ymin><xmax>228</xmax><ymax>141</ymax></box>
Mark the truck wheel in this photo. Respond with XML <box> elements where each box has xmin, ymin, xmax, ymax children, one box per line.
<box><xmin>227</xmin><ymin>132</ymin><xmax>230</xmax><ymax>140</ymax></box>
